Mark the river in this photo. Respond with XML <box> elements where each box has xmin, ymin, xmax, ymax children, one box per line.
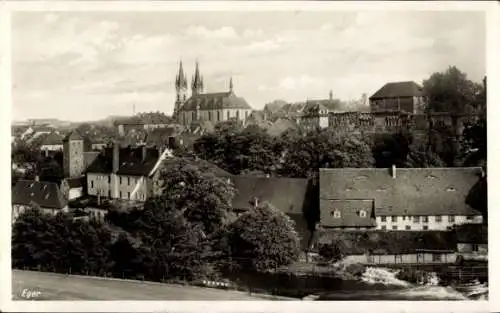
<box><xmin>224</xmin><ymin>266</ymin><xmax>489</xmax><ymax>301</ymax></box>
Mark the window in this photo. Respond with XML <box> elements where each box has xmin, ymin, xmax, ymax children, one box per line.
<box><xmin>432</xmin><ymin>254</ymin><xmax>442</xmax><ymax>262</ymax></box>
<box><xmin>417</xmin><ymin>253</ymin><xmax>424</xmax><ymax>263</ymax></box>
<box><xmin>245</xmin><ymin>111</ymin><xmax>249</xmax><ymax>119</ymax></box>
<box><xmin>448</xmin><ymin>216</ymin><xmax>455</xmax><ymax>223</ymax></box>
<box><xmin>466</xmin><ymin>216</ymin><xmax>474</xmax><ymax>220</ymax></box>
<box><xmin>472</xmin><ymin>244</ymin><xmax>479</xmax><ymax>252</ymax></box>
<box><xmin>395</xmin><ymin>255</ymin><xmax>402</xmax><ymax>263</ymax></box>
<box><xmin>359</xmin><ymin>210</ymin><xmax>367</xmax><ymax>218</ymax></box>
<box><xmin>405</xmin><ymin>225</ymin><xmax>411</xmax><ymax>230</ymax></box>
<box><xmin>333</xmin><ymin>210</ymin><xmax>341</xmax><ymax>218</ymax></box>
<box><xmin>119</xmin><ymin>177</ymin><xmax>122</xmax><ymax>184</ymax></box>
<box><xmin>422</xmin><ymin>216</ymin><xmax>428</xmax><ymax>223</ymax></box>
<box><xmin>423</xmin><ymin>225</ymin><xmax>429</xmax><ymax>230</ymax></box>
<box><xmin>381</xmin><ymin>226</ymin><xmax>387</xmax><ymax>231</ymax></box>
<box><xmin>391</xmin><ymin>216</ymin><xmax>397</xmax><ymax>222</ymax></box>
<box><xmin>413</xmin><ymin>216</ymin><xmax>420</xmax><ymax>223</ymax></box>
<box><xmin>192</xmin><ymin>112</ymin><xmax>196</xmax><ymax>120</ymax></box>
<box><xmin>108</xmin><ymin>190</ymin><xmax>111</xmax><ymax>198</ymax></box>
<box><xmin>119</xmin><ymin>191</ymin><xmax>122</xmax><ymax>198</ymax></box>
<box><xmin>435</xmin><ymin>215</ymin><xmax>442</xmax><ymax>222</ymax></box>
<box><xmin>217</xmin><ymin>111</ymin><xmax>220</xmax><ymax>121</ymax></box>
<box><xmin>227</xmin><ymin>111</ymin><xmax>230</xmax><ymax>119</ymax></box>
<box><xmin>392</xmin><ymin>226</ymin><xmax>398</xmax><ymax>230</ymax></box>
<box><xmin>208</xmin><ymin>111</ymin><xmax>212</xmax><ymax>121</ymax></box>
<box><xmin>128</xmin><ymin>192</ymin><xmax>130</xmax><ymax>199</ymax></box>
<box><xmin>128</xmin><ymin>177</ymin><xmax>130</xmax><ymax>186</ymax></box>
<box><xmin>236</xmin><ymin>111</ymin><xmax>240</xmax><ymax>120</ymax></box>
<box><xmin>381</xmin><ymin>216</ymin><xmax>386</xmax><ymax>222</ymax></box>
<box><xmin>108</xmin><ymin>176</ymin><xmax>111</xmax><ymax>183</ymax></box>
<box><xmin>91</xmin><ymin>181</ymin><xmax>94</xmax><ymax>188</ymax></box>
<box><xmin>446</xmin><ymin>226</ymin><xmax>453</xmax><ymax>230</ymax></box>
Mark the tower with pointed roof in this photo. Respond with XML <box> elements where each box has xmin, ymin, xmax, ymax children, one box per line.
<box><xmin>63</xmin><ymin>131</ymin><xmax>84</xmax><ymax>178</ymax></box>
<box><xmin>174</xmin><ymin>60</ymin><xmax>188</xmax><ymax>119</ymax></box>
<box><xmin>191</xmin><ymin>60</ymin><xmax>204</xmax><ymax>95</ymax></box>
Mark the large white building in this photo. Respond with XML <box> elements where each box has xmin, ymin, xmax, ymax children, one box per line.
<box><xmin>319</xmin><ymin>166</ymin><xmax>484</xmax><ymax>231</ymax></box>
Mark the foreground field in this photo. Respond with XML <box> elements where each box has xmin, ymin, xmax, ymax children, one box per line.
<box><xmin>12</xmin><ymin>270</ymin><xmax>281</xmax><ymax>300</ymax></box>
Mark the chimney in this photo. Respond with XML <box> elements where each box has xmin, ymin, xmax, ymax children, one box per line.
<box><xmin>391</xmin><ymin>164</ymin><xmax>396</xmax><ymax>179</ymax></box>
<box><xmin>112</xmin><ymin>142</ymin><xmax>120</xmax><ymax>173</ymax></box>
<box><xmin>141</xmin><ymin>145</ymin><xmax>147</xmax><ymax>162</ymax></box>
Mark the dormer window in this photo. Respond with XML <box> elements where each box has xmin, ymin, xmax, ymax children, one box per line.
<box><xmin>332</xmin><ymin>210</ymin><xmax>341</xmax><ymax>218</ymax></box>
<box><xmin>359</xmin><ymin>210</ymin><xmax>367</xmax><ymax>218</ymax></box>
<box><xmin>446</xmin><ymin>186</ymin><xmax>456</xmax><ymax>192</ymax></box>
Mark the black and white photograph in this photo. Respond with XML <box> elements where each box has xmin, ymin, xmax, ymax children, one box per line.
<box><xmin>3</xmin><ymin>1</ymin><xmax>495</xmax><ymax>309</ymax></box>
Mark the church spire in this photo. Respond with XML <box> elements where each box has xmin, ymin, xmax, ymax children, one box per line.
<box><xmin>176</xmin><ymin>60</ymin><xmax>187</xmax><ymax>90</ymax></box>
<box><xmin>229</xmin><ymin>77</ymin><xmax>233</xmax><ymax>93</ymax></box>
<box><xmin>192</xmin><ymin>60</ymin><xmax>203</xmax><ymax>95</ymax></box>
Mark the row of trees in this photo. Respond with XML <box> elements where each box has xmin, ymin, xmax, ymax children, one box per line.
<box><xmin>12</xmin><ymin>158</ymin><xmax>302</xmax><ymax>281</ymax></box>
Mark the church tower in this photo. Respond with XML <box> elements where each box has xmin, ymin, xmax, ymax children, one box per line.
<box><xmin>174</xmin><ymin>60</ymin><xmax>188</xmax><ymax>119</ymax></box>
<box><xmin>63</xmin><ymin>131</ymin><xmax>84</xmax><ymax>178</ymax></box>
<box><xmin>191</xmin><ymin>60</ymin><xmax>204</xmax><ymax>95</ymax></box>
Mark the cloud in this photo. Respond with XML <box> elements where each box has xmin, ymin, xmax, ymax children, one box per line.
<box><xmin>11</xmin><ymin>11</ymin><xmax>485</xmax><ymax>121</ymax></box>
<box><xmin>185</xmin><ymin>26</ymin><xmax>238</xmax><ymax>40</ymax></box>
<box><xmin>278</xmin><ymin>75</ymin><xmax>326</xmax><ymax>90</ymax></box>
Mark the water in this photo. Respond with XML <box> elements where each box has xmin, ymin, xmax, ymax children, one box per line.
<box><xmin>224</xmin><ymin>265</ymin><xmax>488</xmax><ymax>301</ymax></box>
<box><xmin>318</xmin><ymin>266</ymin><xmax>488</xmax><ymax>301</ymax></box>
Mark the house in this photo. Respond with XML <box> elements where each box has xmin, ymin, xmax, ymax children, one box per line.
<box><xmin>319</xmin><ymin>166</ymin><xmax>484</xmax><ymax>231</ymax></box>
<box><xmin>369</xmin><ymin>81</ymin><xmax>425</xmax><ymax>114</ymax></box>
<box><xmin>318</xmin><ymin>231</ymin><xmax>457</xmax><ymax>265</ymax></box>
<box><xmin>455</xmin><ymin>224</ymin><xmax>488</xmax><ymax>262</ymax></box>
<box><xmin>61</xmin><ymin>176</ymin><xmax>86</xmax><ymax>200</ymax></box>
<box><xmin>11</xmin><ymin>178</ymin><xmax>69</xmax><ymax>223</ymax></box>
<box><xmin>299</xmin><ymin>91</ymin><xmax>344</xmax><ymax>129</ymax></box>
<box><xmin>85</xmin><ymin>144</ymin><xmax>173</xmax><ymax>202</ymax></box>
<box><xmin>173</xmin><ymin>61</ymin><xmax>253</xmax><ymax>125</ymax></box>
<box><xmin>228</xmin><ymin>175</ymin><xmax>314</xmax><ymax>250</ymax></box>
<box><xmin>40</xmin><ymin>132</ymin><xmax>64</xmax><ymax>152</ymax></box>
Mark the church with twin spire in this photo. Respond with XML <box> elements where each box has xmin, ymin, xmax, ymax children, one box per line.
<box><xmin>173</xmin><ymin>60</ymin><xmax>253</xmax><ymax>125</ymax></box>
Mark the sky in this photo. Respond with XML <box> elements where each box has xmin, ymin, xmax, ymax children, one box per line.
<box><xmin>12</xmin><ymin>10</ymin><xmax>485</xmax><ymax>122</ymax></box>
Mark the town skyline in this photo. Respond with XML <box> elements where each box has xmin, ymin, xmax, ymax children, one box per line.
<box><xmin>12</xmin><ymin>10</ymin><xmax>485</xmax><ymax>122</ymax></box>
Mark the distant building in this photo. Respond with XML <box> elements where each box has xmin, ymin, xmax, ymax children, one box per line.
<box><xmin>299</xmin><ymin>91</ymin><xmax>344</xmax><ymax>129</ymax></box>
<box><xmin>85</xmin><ymin>144</ymin><xmax>173</xmax><ymax>202</ymax></box>
<box><xmin>319</xmin><ymin>166</ymin><xmax>484</xmax><ymax>231</ymax></box>
<box><xmin>173</xmin><ymin>61</ymin><xmax>253</xmax><ymax>125</ymax></box>
<box><xmin>11</xmin><ymin>178</ymin><xmax>69</xmax><ymax>223</ymax></box>
<box><xmin>63</xmin><ymin>132</ymin><xmax>85</xmax><ymax>179</ymax></box>
<box><xmin>369</xmin><ymin>81</ymin><xmax>425</xmax><ymax>114</ymax></box>
<box><xmin>229</xmin><ymin>175</ymin><xmax>314</xmax><ymax>250</ymax></box>
<box><xmin>40</xmin><ymin>132</ymin><xmax>64</xmax><ymax>152</ymax></box>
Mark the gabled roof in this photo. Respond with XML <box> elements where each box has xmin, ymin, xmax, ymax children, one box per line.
<box><xmin>370</xmin><ymin>81</ymin><xmax>423</xmax><ymax>99</ymax></box>
<box><xmin>319</xmin><ymin>167</ymin><xmax>483</xmax><ymax>217</ymax></box>
<box><xmin>40</xmin><ymin>132</ymin><xmax>64</xmax><ymax>146</ymax></box>
<box><xmin>229</xmin><ymin>176</ymin><xmax>310</xmax><ymax>215</ymax></box>
<box><xmin>181</xmin><ymin>92</ymin><xmax>252</xmax><ymax>111</ymax></box>
<box><xmin>63</xmin><ymin>131</ymin><xmax>83</xmax><ymax>141</ymax></box>
<box><xmin>86</xmin><ymin>146</ymin><xmax>162</xmax><ymax>176</ymax></box>
<box><xmin>12</xmin><ymin>180</ymin><xmax>67</xmax><ymax>209</ymax></box>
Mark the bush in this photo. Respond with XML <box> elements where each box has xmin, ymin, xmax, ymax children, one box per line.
<box><xmin>318</xmin><ymin>243</ymin><xmax>343</xmax><ymax>263</ymax></box>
